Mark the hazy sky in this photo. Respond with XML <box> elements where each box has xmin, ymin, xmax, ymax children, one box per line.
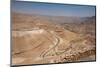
<box><xmin>11</xmin><ymin>1</ymin><xmax>96</xmax><ymax>17</ymax></box>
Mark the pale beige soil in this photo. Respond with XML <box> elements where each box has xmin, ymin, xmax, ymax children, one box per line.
<box><xmin>12</xmin><ymin>13</ymin><xmax>96</xmax><ymax>66</ymax></box>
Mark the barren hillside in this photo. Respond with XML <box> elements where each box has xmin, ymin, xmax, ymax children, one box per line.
<box><xmin>12</xmin><ymin>13</ymin><xmax>96</xmax><ymax>65</ymax></box>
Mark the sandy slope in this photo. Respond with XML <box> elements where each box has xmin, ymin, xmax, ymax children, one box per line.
<box><xmin>12</xmin><ymin>13</ymin><xmax>96</xmax><ymax>65</ymax></box>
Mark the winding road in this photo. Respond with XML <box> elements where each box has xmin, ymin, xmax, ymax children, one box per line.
<box><xmin>40</xmin><ymin>31</ymin><xmax>61</xmax><ymax>58</ymax></box>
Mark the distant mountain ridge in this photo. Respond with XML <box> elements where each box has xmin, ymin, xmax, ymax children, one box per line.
<box><xmin>12</xmin><ymin>12</ymin><xmax>95</xmax><ymax>24</ymax></box>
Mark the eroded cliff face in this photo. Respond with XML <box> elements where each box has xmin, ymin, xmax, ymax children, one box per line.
<box><xmin>12</xmin><ymin>13</ymin><xmax>96</xmax><ymax>65</ymax></box>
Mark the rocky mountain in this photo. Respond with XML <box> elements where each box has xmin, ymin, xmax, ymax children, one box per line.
<box><xmin>12</xmin><ymin>12</ymin><xmax>96</xmax><ymax>66</ymax></box>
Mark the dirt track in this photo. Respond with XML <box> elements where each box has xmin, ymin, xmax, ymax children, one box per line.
<box><xmin>40</xmin><ymin>31</ymin><xmax>60</xmax><ymax>58</ymax></box>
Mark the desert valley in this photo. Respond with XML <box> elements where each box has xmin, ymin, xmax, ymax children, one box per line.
<box><xmin>12</xmin><ymin>12</ymin><xmax>96</xmax><ymax>65</ymax></box>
